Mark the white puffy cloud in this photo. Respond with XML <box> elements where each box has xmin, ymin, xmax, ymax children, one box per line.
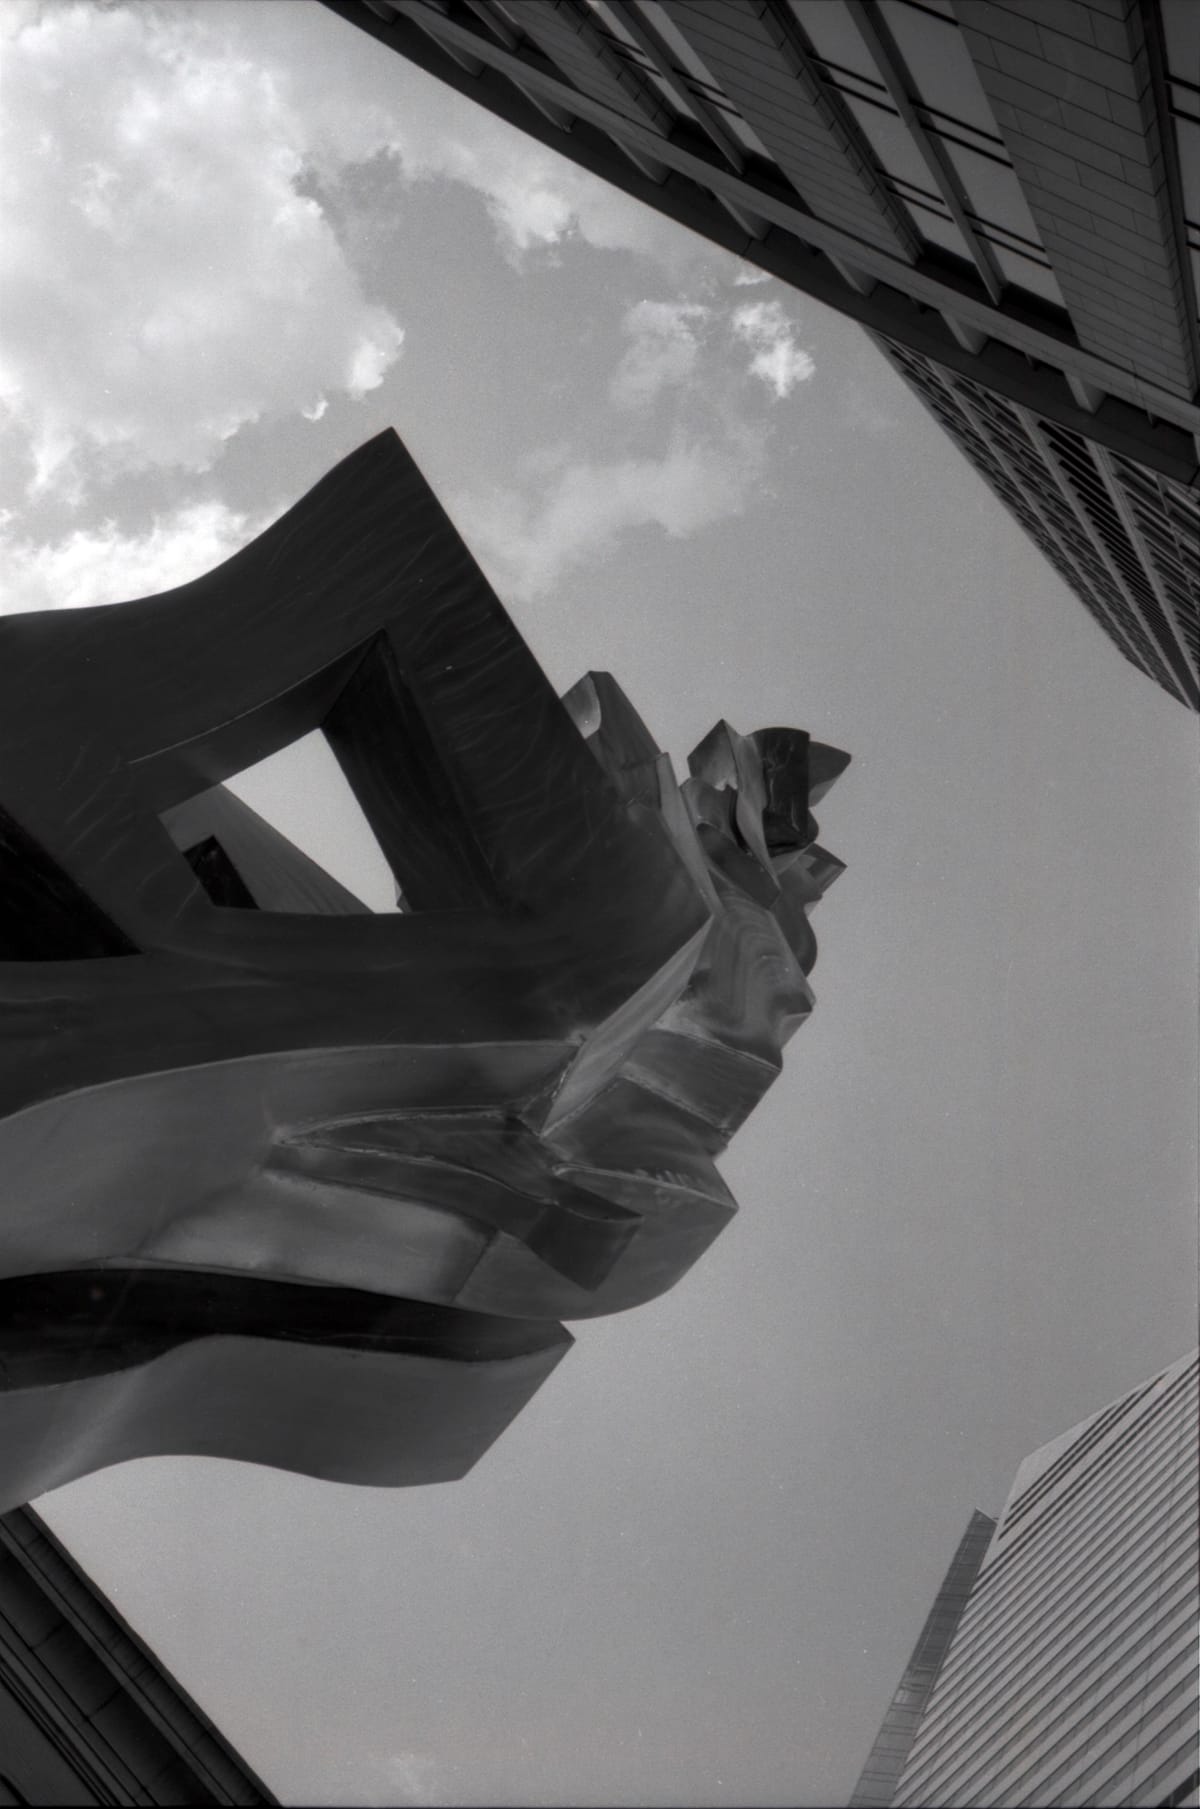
<box><xmin>187</xmin><ymin>1</ymin><xmax>675</xmax><ymax>266</ymax></box>
<box><xmin>456</xmin><ymin>429</ymin><xmax>766</xmax><ymax>601</ymax></box>
<box><xmin>0</xmin><ymin>0</ymin><xmax>705</xmax><ymax>505</ymax></box>
<box><xmin>414</xmin><ymin>136</ymin><xmax>663</xmax><ymax>262</ymax></box>
<box><xmin>0</xmin><ymin>1</ymin><xmax>405</xmax><ymax>498</ymax></box>
<box><xmin>730</xmin><ymin>300</ymin><xmax>815</xmax><ymax>399</ymax></box>
<box><xmin>0</xmin><ymin>499</ymin><xmax>270</xmax><ymax>614</ymax></box>
<box><xmin>606</xmin><ymin>290</ymin><xmax>816</xmax><ymax>418</ymax></box>
<box><xmin>610</xmin><ymin>300</ymin><xmax>711</xmax><ymax>409</ymax></box>
<box><xmin>732</xmin><ymin>262</ymin><xmax>771</xmax><ymax>286</ymax></box>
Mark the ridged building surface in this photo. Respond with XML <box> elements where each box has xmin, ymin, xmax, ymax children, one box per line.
<box><xmin>857</xmin><ymin>1349</ymin><xmax>1199</xmax><ymax>1809</ymax></box>
<box><xmin>0</xmin><ymin>1506</ymin><xmax>275</xmax><ymax>1804</ymax></box>
<box><xmin>323</xmin><ymin>0</ymin><xmax>1200</xmax><ymax>707</ymax></box>
<box><xmin>848</xmin><ymin>1510</ymin><xmax>996</xmax><ymax>1808</ymax></box>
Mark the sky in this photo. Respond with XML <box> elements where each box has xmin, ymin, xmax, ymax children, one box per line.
<box><xmin>1</xmin><ymin>2</ymin><xmax>1197</xmax><ymax>1805</ymax></box>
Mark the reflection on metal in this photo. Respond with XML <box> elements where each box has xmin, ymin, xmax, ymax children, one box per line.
<box><xmin>0</xmin><ymin>429</ymin><xmax>848</xmax><ymax>1507</ymax></box>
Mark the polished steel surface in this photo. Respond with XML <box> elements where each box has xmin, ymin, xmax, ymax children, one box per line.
<box><xmin>0</xmin><ymin>429</ymin><xmax>848</xmax><ymax>1505</ymax></box>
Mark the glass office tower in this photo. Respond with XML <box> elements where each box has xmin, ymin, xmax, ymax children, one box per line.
<box><xmin>325</xmin><ymin>0</ymin><xmax>1200</xmax><ymax>709</ymax></box>
<box><xmin>854</xmin><ymin>1349</ymin><xmax>1199</xmax><ymax>1808</ymax></box>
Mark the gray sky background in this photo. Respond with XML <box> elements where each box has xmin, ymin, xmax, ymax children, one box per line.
<box><xmin>2</xmin><ymin>3</ymin><xmax>1197</xmax><ymax>1805</ymax></box>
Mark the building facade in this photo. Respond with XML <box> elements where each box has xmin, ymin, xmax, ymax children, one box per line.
<box><xmin>849</xmin><ymin>1510</ymin><xmax>996</xmax><ymax>1808</ymax></box>
<box><xmin>324</xmin><ymin>0</ymin><xmax>1200</xmax><ymax>708</ymax></box>
<box><xmin>0</xmin><ymin>1506</ymin><xmax>275</xmax><ymax>1805</ymax></box>
<box><xmin>853</xmin><ymin>1348</ymin><xmax>1199</xmax><ymax>1808</ymax></box>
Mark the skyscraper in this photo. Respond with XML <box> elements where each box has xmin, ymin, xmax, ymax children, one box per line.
<box><xmin>848</xmin><ymin>1510</ymin><xmax>996</xmax><ymax>1808</ymax></box>
<box><xmin>0</xmin><ymin>1505</ymin><xmax>274</xmax><ymax>1804</ymax></box>
<box><xmin>852</xmin><ymin>1348</ymin><xmax>1199</xmax><ymax>1808</ymax></box>
<box><xmin>323</xmin><ymin>0</ymin><xmax>1200</xmax><ymax>709</ymax></box>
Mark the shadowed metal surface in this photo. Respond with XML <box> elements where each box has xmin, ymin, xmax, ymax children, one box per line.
<box><xmin>0</xmin><ymin>428</ymin><xmax>847</xmax><ymax>1506</ymax></box>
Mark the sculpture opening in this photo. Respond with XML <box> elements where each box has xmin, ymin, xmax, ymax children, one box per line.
<box><xmin>0</xmin><ymin>429</ymin><xmax>848</xmax><ymax>1505</ymax></box>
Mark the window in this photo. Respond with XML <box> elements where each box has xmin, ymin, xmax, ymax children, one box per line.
<box><xmin>879</xmin><ymin>0</ymin><xmax>1006</xmax><ymax>142</ymax></box>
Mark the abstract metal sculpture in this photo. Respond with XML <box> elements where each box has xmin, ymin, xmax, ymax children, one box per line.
<box><xmin>0</xmin><ymin>430</ymin><xmax>848</xmax><ymax>1506</ymax></box>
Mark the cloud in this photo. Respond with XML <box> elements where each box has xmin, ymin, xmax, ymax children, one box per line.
<box><xmin>730</xmin><ymin>301</ymin><xmax>815</xmax><ymax>399</ymax></box>
<box><xmin>609</xmin><ymin>289</ymin><xmax>817</xmax><ymax>415</ymax></box>
<box><xmin>0</xmin><ymin>499</ymin><xmax>270</xmax><ymax>614</ymax></box>
<box><xmin>202</xmin><ymin>2</ymin><xmax>677</xmax><ymax>267</ymax></box>
<box><xmin>732</xmin><ymin>262</ymin><xmax>772</xmax><ymax>286</ymax></box>
<box><xmin>0</xmin><ymin>1</ymin><xmax>404</xmax><ymax>498</ymax></box>
<box><xmin>609</xmin><ymin>300</ymin><xmax>711</xmax><ymax>409</ymax></box>
<box><xmin>415</xmin><ymin>140</ymin><xmax>663</xmax><ymax>264</ymax></box>
<box><xmin>456</xmin><ymin>428</ymin><xmax>766</xmax><ymax>601</ymax></box>
<box><xmin>0</xmin><ymin>0</ymin><xmax>711</xmax><ymax>505</ymax></box>
<box><xmin>354</xmin><ymin>1751</ymin><xmax>444</xmax><ymax>1807</ymax></box>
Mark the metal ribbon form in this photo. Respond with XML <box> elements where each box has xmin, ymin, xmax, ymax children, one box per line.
<box><xmin>0</xmin><ymin>430</ymin><xmax>848</xmax><ymax>1504</ymax></box>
